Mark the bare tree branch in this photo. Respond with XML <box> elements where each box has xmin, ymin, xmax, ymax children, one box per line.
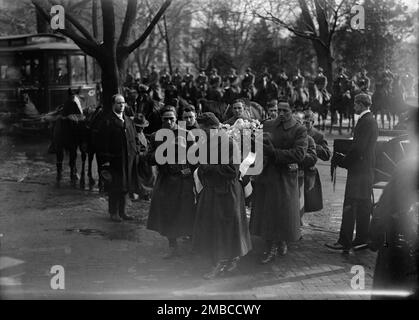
<box><xmin>126</xmin><ymin>0</ymin><xmax>172</xmax><ymax>55</ymax></box>
<box><xmin>32</xmin><ymin>0</ymin><xmax>99</xmax><ymax>57</ymax></box>
<box><xmin>48</xmin><ymin>0</ymin><xmax>96</xmax><ymax>42</ymax></box>
<box><xmin>118</xmin><ymin>0</ymin><xmax>138</xmax><ymax>47</ymax></box>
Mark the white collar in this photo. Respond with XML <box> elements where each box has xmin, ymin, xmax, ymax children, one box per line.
<box><xmin>359</xmin><ymin>109</ymin><xmax>370</xmax><ymax>119</ymax></box>
<box><xmin>114</xmin><ymin>112</ymin><xmax>124</xmax><ymax>122</ymax></box>
<box><xmin>73</xmin><ymin>95</ymin><xmax>83</xmax><ymax>114</ymax></box>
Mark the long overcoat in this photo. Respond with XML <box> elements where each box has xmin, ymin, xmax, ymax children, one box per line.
<box><xmin>96</xmin><ymin>112</ymin><xmax>140</xmax><ymax>193</ymax></box>
<box><xmin>146</xmin><ymin>126</ymin><xmax>196</xmax><ymax>238</ymax></box>
<box><xmin>193</xmin><ymin>133</ymin><xmax>252</xmax><ymax>262</ymax></box>
<box><xmin>250</xmin><ymin>116</ymin><xmax>308</xmax><ymax>242</ymax></box>
<box><xmin>340</xmin><ymin>112</ymin><xmax>378</xmax><ymax>200</ymax></box>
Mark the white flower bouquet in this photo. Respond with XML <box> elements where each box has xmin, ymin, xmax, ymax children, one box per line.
<box><xmin>221</xmin><ymin>118</ymin><xmax>263</xmax><ymax>144</ymax></box>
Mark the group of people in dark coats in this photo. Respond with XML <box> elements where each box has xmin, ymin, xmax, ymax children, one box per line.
<box><xmin>86</xmin><ymin>86</ymin><xmax>416</xmax><ymax>294</ymax></box>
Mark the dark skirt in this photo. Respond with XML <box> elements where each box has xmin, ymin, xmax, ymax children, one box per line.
<box><xmin>192</xmin><ymin>180</ymin><xmax>252</xmax><ymax>263</ymax></box>
<box><xmin>304</xmin><ymin>170</ymin><xmax>323</xmax><ymax>213</ymax></box>
<box><xmin>147</xmin><ymin>173</ymin><xmax>196</xmax><ymax>238</ymax></box>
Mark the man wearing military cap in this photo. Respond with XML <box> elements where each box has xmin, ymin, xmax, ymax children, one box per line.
<box><xmin>250</xmin><ymin>101</ymin><xmax>308</xmax><ymax>263</ymax></box>
<box><xmin>326</xmin><ymin>93</ymin><xmax>378</xmax><ymax>253</ymax></box>
<box><xmin>147</xmin><ymin>106</ymin><xmax>197</xmax><ymax>258</ymax></box>
<box><xmin>303</xmin><ymin>110</ymin><xmax>331</xmax><ymax>161</ymax></box>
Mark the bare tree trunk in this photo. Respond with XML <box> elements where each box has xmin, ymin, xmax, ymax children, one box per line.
<box><xmin>92</xmin><ymin>0</ymin><xmax>98</xmax><ymax>39</ymax></box>
<box><xmin>36</xmin><ymin>9</ymin><xmax>49</xmax><ymax>33</ymax></box>
<box><xmin>313</xmin><ymin>41</ymin><xmax>333</xmax><ymax>90</ymax></box>
<box><xmin>163</xmin><ymin>15</ymin><xmax>173</xmax><ymax>74</ymax></box>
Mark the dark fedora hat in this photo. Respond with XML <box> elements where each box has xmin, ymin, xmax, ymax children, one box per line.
<box><xmin>133</xmin><ymin>113</ymin><xmax>149</xmax><ymax>128</ymax></box>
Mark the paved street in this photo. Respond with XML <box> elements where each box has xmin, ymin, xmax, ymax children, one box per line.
<box><xmin>0</xmin><ymin>131</ymin><xmax>383</xmax><ymax>300</ymax></box>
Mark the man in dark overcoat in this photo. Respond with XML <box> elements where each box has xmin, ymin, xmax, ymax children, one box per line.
<box><xmin>147</xmin><ymin>106</ymin><xmax>197</xmax><ymax>258</ymax></box>
<box><xmin>96</xmin><ymin>94</ymin><xmax>140</xmax><ymax>222</ymax></box>
<box><xmin>250</xmin><ymin>102</ymin><xmax>308</xmax><ymax>263</ymax></box>
<box><xmin>326</xmin><ymin>93</ymin><xmax>379</xmax><ymax>253</ymax></box>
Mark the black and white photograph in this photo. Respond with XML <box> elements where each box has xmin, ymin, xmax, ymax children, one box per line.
<box><xmin>0</xmin><ymin>0</ymin><xmax>418</xmax><ymax>304</ymax></box>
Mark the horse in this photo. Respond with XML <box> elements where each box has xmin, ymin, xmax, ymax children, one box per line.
<box><xmin>79</xmin><ymin>105</ymin><xmax>105</xmax><ymax>191</ymax></box>
<box><xmin>372</xmin><ymin>81</ymin><xmax>392</xmax><ymax>129</ymax></box>
<box><xmin>278</xmin><ymin>81</ymin><xmax>293</xmax><ymax>103</ymax></box>
<box><xmin>289</xmin><ymin>85</ymin><xmax>310</xmax><ymax>112</ymax></box>
<box><xmin>51</xmin><ymin>92</ymin><xmax>88</xmax><ymax>187</ymax></box>
<box><xmin>330</xmin><ymin>78</ymin><xmax>357</xmax><ymax>134</ymax></box>
<box><xmin>388</xmin><ymin>75</ymin><xmax>409</xmax><ymax>129</ymax></box>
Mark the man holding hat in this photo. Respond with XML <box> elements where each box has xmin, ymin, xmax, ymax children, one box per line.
<box><xmin>326</xmin><ymin>93</ymin><xmax>378</xmax><ymax>253</ymax></box>
<box><xmin>250</xmin><ymin>101</ymin><xmax>308</xmax><ymax>263</ymax></box>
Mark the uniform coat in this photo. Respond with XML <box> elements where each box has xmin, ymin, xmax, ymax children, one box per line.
<box><xmin>96</xmin><ymin>112</ymin><xmax>140</xmax><ymax>194</ymax></box>
<box><xmin>250</xmin><ymin>116</ymin><xmax>308</xmax><ymax>242</ymax></box>
<box><xmin>308</xmin><ymin>128</ymin><xmax>331</xmax><ymax>161</ymax></box>
<box><xmin>146</xmin><ymin>127</ymin><xmax>196</xmax><ymax>238</ymax></box>
<box><xmin>193</xmin><ymin>133</ymin><xmax>252</xmax><ymax>262</ymax></box>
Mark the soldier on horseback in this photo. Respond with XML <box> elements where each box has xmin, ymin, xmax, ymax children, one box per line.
<box><xmin>356</xmin><ymin>68</ymin><xmax>371</xmax><ymax>93</ymax></box>
<box><xmin>241</xmin><ymin>67</ymin><xmax>256</xmax><ymax>100</ymax></box>
<box><xmin>135</xmin><ymin>84</ymin><xmax>163</xmax><ymax>135</ymax></box>
<box><xmin>255</xmin><ymin>69</ymin><xmax>279</xmax><ymax>110</ymax></box>
<box><xmin>223</xmin><ymin>69</ymin><xmax>241</xmax><ymax>105</ymax></box>
<box><xmin>277</xmin><ymin>69</ymin><xmax>290</xmax><ymax>101</ymax></box>
<box><xmin>314</xmin><ymin>67</ymin><xmax>331</xmax><ymax>103</ymax></box>
<box><xmin>290</xmin><ymin>69</ymin><xmax>310</xmax><ymax>111</ymax></box>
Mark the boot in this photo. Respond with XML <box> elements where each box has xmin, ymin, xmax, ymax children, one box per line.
<box><xmin>224</xmin><ymin>257</ymin><xmax>239</xmax><ymax>273</ymax></box>
<box><xmin>70</xmin><ymin>167</ymin><xmax>78</xmax><ymax>187</ymax></box>
<box><xmin>261</xmin><ymin>244</ymin><xmax>278</xmax><ymax>264</ymax></box>
<box><xmin>203</xmin><ymin>261</ymin><xmax>227</xmax><ymax>280</ymax></box>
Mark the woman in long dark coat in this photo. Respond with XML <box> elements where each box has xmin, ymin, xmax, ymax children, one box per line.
<box><xmin>147</xmin><ymin>106</ymin><xmax>196</xmax><ymax>258</ymax></box>
<box><xmin>192</xmin><ymin>112</ymin><xmax>252</xmax><ymax>279</ymax></box>
<box><xmin>250</xmin><ymin>102</ymin><xmax>307</xmax><ymax>264</ymax></box>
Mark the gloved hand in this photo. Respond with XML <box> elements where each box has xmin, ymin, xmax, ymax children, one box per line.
<box><xmin>263</xmin><ymin>140</ymin><xmax>276</xmax><ymax>158</ymax></box>
<box><xmin>331</xmin><ymin>152</ymin><xmax>345</xmax><ymax>168</ymax></box>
